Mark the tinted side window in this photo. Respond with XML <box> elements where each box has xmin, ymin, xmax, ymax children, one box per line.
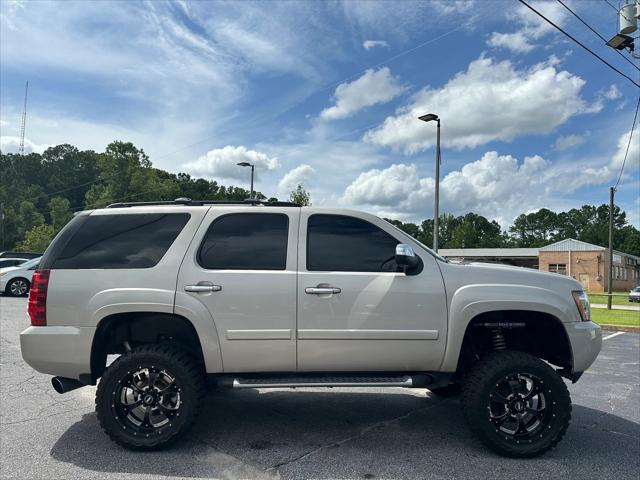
<box><xmin>307</xmin><ymin>215</ymin><xmax>400</xmax><ymax>272</ymax></box>
<box><xmin>198</xmin><ymin>213</ymin><xmax>289</xmax><ymax>270</ymax></box>
<box><xmin>52</xmin><ymin>213</ymin><xmax>190</xmax><ymax>269</ymax></box>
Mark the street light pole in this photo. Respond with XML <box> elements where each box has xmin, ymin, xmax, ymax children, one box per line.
<box><xmin>418</xmin><ymin>113</ymin><xmax>441</xmax><ymax>252</ymax></box>
<box><xmin>236</xmin><ymin>162</ymin><xmax>255</xmax><ymax>199</ymax></box>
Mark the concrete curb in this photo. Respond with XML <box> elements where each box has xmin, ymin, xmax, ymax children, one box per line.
<box><xmin>599</xmin><ymin>324</ymin><xmax>640</xmax><ymax>333</ymax></box>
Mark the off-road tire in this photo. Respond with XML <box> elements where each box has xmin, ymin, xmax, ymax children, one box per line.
<box><xmin>96</xmin><ymin>343</ymin><xmax>205</xmax><ymax>450</ymax></box>
<box><xmin>461</xmin><ymin>350</ymin><xmax>571</xmax><ymax>458</ymax></box>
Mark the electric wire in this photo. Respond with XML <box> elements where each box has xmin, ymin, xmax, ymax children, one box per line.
<box><xmin>557</xmin><ymin>0</ymin><xmax>639</xmax><ymax>72</ymax></box>
<box><xmin>614</xmin><ymin>95</ymin><xmax>640</xmax><ymax>189</ymax></box>
<box><xmin>518</xmin><ymin>0</ymin><xmax>640</xmax><ymax>88</ymax></box>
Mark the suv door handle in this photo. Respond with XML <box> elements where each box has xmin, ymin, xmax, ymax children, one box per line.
<box><xmin>185</xmin><ymin>284</ymin><xmax>222</xmax><ymax>293</ymax></box>
<box><xmin>305</xmin><ymin>286</ymin><xmax>341</xmax><ymax>295</ymax></box>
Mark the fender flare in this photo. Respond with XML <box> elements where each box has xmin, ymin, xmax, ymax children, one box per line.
<box><xmin>440</xmin><ymin>284</ymin><xmax>575</xmax><ymax>371</ymax></box>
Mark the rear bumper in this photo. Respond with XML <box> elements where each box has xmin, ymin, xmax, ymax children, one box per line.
<box><xmin>566</xmin><ymin>321</ymin><xmax>602</xmax><ymax>376</ymax></box>
<box><xmin>20</xmin><ymin>326</ymin><xmax>95</xmax><ymax>381</ymax></box>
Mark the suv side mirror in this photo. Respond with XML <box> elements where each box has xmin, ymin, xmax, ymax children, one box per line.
<box><xmin>395</xmin><ymin>244</ymin><xmax>418</xmax><ymax>273</ymax></box>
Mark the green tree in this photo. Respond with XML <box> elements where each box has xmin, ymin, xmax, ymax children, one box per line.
<box><xmin>17</xmin><ymin>200</ymin><xmax>44</xmax><ymax>238</ymax></box>
<box><xmin>290</xmin><ymin>184</ymin><xmax>311</xmax><ymax>206</ymax></box>
<box><xmin>17</xmin><ymin>224</ymin><xmax>54</xmax><ymax>252</ymax></box>
<box><xmin>49</xmin><ymin>197</ymin><xmax>73</xmax><ymax>232</ymax></box>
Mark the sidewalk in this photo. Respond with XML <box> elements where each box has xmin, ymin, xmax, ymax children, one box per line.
<box><xmin>591</xmin><ymin>303</ymin><xmax>640</xmax><ymax>311</ymax></box>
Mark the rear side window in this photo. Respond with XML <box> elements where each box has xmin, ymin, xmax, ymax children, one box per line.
<box><xmin>307</xmin><ymin>214</ymin><xmax>400</xmax><ymax>272</ymax></box>
<box><xmin>50</xmin><ymin>213</ymin><xmax>190</xmax><ymax>269</ymax></box>
<box><xmin>198</xmin><ymin>213</ymin><xmax>288</xmax><ymax>270</ymax></box>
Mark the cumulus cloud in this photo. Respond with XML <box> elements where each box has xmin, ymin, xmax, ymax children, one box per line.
<box><xmin>344</xmin><ymin>152</ymin><xmax>554</xmax><ymax>224</ymax></box>
<box><xmin>0</xmin><ymin>136</ymin><xmax>49</xmax><ymax>154</ymax></box>
<box><xmin>363</xmin><ymin>39</ymin><xmax>389</xmax><ymax>50</ymax></box>
<box><xmin>320</xmin><ymin>67</ymin><xmax>406</xmax><ymax>120</ymax></box>
<box><xmin>611</xmin><ymin>127</ymin><xmax>640</xmax><ymax>171</ymax></box>
<box><xmin>364</xmin><ymin>56</ymin><xmax>589</xmax><ymax>153</ymax></box>
<box><xmin>487</xmin><ymin>0</ymin><xmax>567</xmax><ymax>53</ymax></box>
<box><xmin>554</xmin><ymin>131</ymin><xmax>590</xmax><ymax>151</ymax></box>
<box><xmin>182</xmin><ymin>145</ymin><xmax>279</xmax><ymax>181</ymax></box>
<box><xmin>278</xmin><ymin>164</ymin><xmax>315</xmax><ymax>192</ymax></box>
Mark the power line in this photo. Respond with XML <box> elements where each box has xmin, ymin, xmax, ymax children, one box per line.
<box><xmin>603</xmin><ymin>0</ymin><xmax>634</xmax><ymax>22</ymax></box>
<box><xmin>614</xmin><ymin>95</ymin><xmax>640</xmax><ymax>189</ymax></box>
<box><xmin>557</xmin><ymin>0</ymin><xmax>639</xmax><ymax>72</ymax></box>
<box><xmin>518</xmin><ymin>0</ymin><xmax>640</xmax><ymax>88</ymax></box>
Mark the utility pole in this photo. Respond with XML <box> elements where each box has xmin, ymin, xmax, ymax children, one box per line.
<box><xmin>19</xmin><ymin>81</ymin><xmax>29</xmax><ymax>155</ymax></box>
<box><xmin>607</xmin><ymin>186</ymin><xmax>615</xmax><ymax>310</ymax></box>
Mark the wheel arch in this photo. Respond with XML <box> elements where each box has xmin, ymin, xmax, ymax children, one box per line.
<box><xmin>450</xmin><ymin>310</ymin><xmax>574</xmax><ymax>378</ymax></box>
<box><xmin>89</xmin><ymin>312</ymin><xmax>208</xmax><ymax>383</ymax></box>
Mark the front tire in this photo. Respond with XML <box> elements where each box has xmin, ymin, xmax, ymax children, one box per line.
<box><xmin>461</xmin><ymin>350</ymin><xmax>571</xmax><ymax>458</ymax></box>
<box><xmin>96</xmin><ymin>344</ymin><xmax>205</xmax><ymax>450</ymax></box>
<box><xmin>6</xmin><ymin>278</ymin><xmax>30</xmax><ymax>296</ymax></box>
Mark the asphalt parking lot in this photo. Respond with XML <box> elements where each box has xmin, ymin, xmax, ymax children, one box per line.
<box><xmin>1</xmin><ymin>295</ymin><xmax>638</xmax><ymax>480</ymax></box>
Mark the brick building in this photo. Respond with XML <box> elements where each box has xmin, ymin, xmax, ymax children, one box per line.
<box><xmin>440</xmin><ymin>238</ymin><xmax>639</xmax><ymax>292</ymax></box>
<box><xmin>538</xmin><ymin>239</ymin><xmax>639</xmax><ymax>292</ymax></box>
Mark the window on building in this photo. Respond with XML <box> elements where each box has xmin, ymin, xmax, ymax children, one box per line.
<box><xmin>307</xmin><ymin>214</ymin><xmax>400</xmax><ymax>272</ymax></box>
<box><xmin>198</xmin><ymin>213</ymin><xmax>289</xmax><ymax>270</ymax></box>
<box><xmin>549</xmin><ymin>263</ymin><xmax>567</xmax><ymax>275</ymax></box>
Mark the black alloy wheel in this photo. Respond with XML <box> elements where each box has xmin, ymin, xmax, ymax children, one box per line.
<box><xmin>96</xmin><ymin>344</ymin><xmax>205</xmax><ymax>450</ymax></box>
<box><xmin>461</xmin><ymin>350</ymin><xmax>571</xmax><ymax>457</ymax></box>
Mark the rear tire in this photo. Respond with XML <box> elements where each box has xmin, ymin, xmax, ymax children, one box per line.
<box><xmin>461</xmin><ymin>350</ymin><xmax>571</xmax><ymax>458</ymax></box>
<box><xmin>96</xmin><ymin>344</ymin><xmax>205</xmax><ymax>450</ymax></box>
<box><xmin>6</xmin><ymin>278</ymin><xmax>30</xmax><ymax>296</ymax></box>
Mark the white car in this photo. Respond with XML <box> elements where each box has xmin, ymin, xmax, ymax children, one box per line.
<box><xmin>0</xmin><ymin>258</ymin><xmax>29</xmax><ymax>269</ymax></box>
<box><xmin>0</xmin><ymin>257</ymin><xmax>41</xmax><ymax>296</ymax></box>
<box><xmin>629</xmin><ymin>286</ymin><xmax>640</xmax><ymax>303</ymax></box>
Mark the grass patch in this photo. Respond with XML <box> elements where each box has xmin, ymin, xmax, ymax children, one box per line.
<box><xmin>588</xmin><ymin>292</ymin><xmax>632</xmax><ymax>306</ymax></box>
<box><xmin>591</xmin><ymin>308</ymin><xmax>640</xmax><ymax>327</ymax></box>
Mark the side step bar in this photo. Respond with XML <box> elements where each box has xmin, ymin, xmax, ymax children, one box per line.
<box><xmin>231</xmin><ymin>375</ymin><xmax>417</xmax><ymax>389</ymax></box>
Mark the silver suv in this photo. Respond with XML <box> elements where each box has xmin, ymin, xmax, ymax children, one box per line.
<box><xmin>20</xmin><ymin>199</ymin><xmax>602</xmax><ymax>457</ymax></box>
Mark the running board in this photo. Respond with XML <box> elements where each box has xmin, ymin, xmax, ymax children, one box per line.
<box><xmin>231</xmin><ymin>375</ymin><xmax>415</xmax><ymax>389</ymax></box>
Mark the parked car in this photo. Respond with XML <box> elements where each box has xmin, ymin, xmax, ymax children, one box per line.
<box><xmin>20</xmin><ymin>200</ymin><xmax>601</xmax><ymax>457</ymax></box>
<box><xmin>0</xmin><ymin>251</ymin><xmax>42</xmax><ymax>260</ymax></box>
<box><xmin>1</xmin><ymin>257</ymin><xmax>41</xmax><ymax>296</ymax></box>
<box><xmin>0</xmin><ymin>258</ymin><xmax>29</xmax><ymax>269</ymax></box>
<box><xmin>629</xmin><ymin>286</ymin><xmax>640</xmax><ymax>303</ymax></box>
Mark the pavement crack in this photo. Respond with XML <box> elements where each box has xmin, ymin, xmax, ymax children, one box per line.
<box><xmin>265</xmin><ymin>400</ymin><xmax>444</xmax><ymax>474</ymax></box>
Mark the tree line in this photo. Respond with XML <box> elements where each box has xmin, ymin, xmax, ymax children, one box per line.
<box><xmin>1</xmin><ymin>141</ymin><xmax>638</xmax><ymax>255</ymax></box>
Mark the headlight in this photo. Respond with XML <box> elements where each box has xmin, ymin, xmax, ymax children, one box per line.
<box><xmin>572</xmin><ymin>290</ymin><xmax>591</xmax><ymax>322</ymax></box>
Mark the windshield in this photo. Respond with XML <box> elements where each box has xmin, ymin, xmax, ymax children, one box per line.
<box><xmin>20</xmin><ymin>257</ymin><xmax>41</xmax><ymax>269</ymax></box>
<box><xmin>384</xmin><ymin>221</ymin><xmax>448</xmax><ymax>263</ymax></box>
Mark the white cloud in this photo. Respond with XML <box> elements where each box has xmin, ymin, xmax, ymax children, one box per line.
<box><xmin>554</xmin><ymin>131</ymin><xmax>590</xmax><ymax>151</ymax></box>
<box><xmin>0</xmin><ymin>136</ymin><xmax>49</xmax><ymax>154</ymax></box>
<box><xmin>320</xmin><ymin>67</ymin><xmax>406</xmax><ymax>120</ymax></box>
<box><xmin>344</xmin><ymin>152</ymin><xmax>553</xmax><ymax>224</ymax></box>
<box><xmin>278</xmin><ymin>164</ymin><xmax>315</xmax><ymax>193</ymax></box>
<box><xmin>182</xmin><ymin>146</ymin><xmax>279</xmax><ymax>182</ymax></box>
<box><xmin>604</xmin><ymin>85</ymin><xmax>622</xmax><ymax>100</ymax></box>
<box><xmin>363</xmin><ymin>39</ymin><xmax>389</xmax><ymax>50</ymax></box>
<box><xmin>487</xmin><ymin>32</ymin><xmax>534</xmax><ymax>53</ymax></box>
<box><xmin>611</xmin><ymin>127</ymin><xmax>640</xmax><ymax>171</ymax></box>
<box><xmin>487</xmin><ymin>0</ymin><xmax>567</xmax><ymax>53</ymax></box>
<box><xmin>364</xmin><ymin>56</ymin><xmax>589</xmax><ymax>153</ymax></box>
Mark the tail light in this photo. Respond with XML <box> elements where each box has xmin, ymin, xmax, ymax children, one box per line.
<box><xmin>28</xmin><ymin>269</ymin><xmax>50</xmax><ymax>326</ymax></box>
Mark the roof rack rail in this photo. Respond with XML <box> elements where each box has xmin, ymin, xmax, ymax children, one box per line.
<box><xmin>106</xmin><ymin>198</ymin><xmax>301</xmax><ymax>208</ymax></box>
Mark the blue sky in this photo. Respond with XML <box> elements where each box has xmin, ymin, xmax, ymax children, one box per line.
<box><xmin>1</xmin><ymin>0</ymin><xmax>638</xmax><ymax>227</ymax></box>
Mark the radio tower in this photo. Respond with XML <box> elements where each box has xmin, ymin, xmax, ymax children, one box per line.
<box><xmin>18</xmin><ymin>81</ymin><xmax>29</xmax><ymax>155</ymax></box>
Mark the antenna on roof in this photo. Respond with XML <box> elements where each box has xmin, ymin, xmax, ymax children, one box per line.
<box><xmin>18</xmin><ymin>81</ymin><xmax>29</xmax><ymax>155</ymax></box>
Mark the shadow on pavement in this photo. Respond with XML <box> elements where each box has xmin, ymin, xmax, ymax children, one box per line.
<box><xmin>50</xmin><ymin>388</ymin><xmax>640</xmax><ymax>479</ymax></box>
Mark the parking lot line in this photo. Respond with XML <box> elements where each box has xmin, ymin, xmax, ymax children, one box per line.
<box><xmin>602</xmin><ymin>331</ymin><xmax>625</xmax><ymax>341</ymax></box>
